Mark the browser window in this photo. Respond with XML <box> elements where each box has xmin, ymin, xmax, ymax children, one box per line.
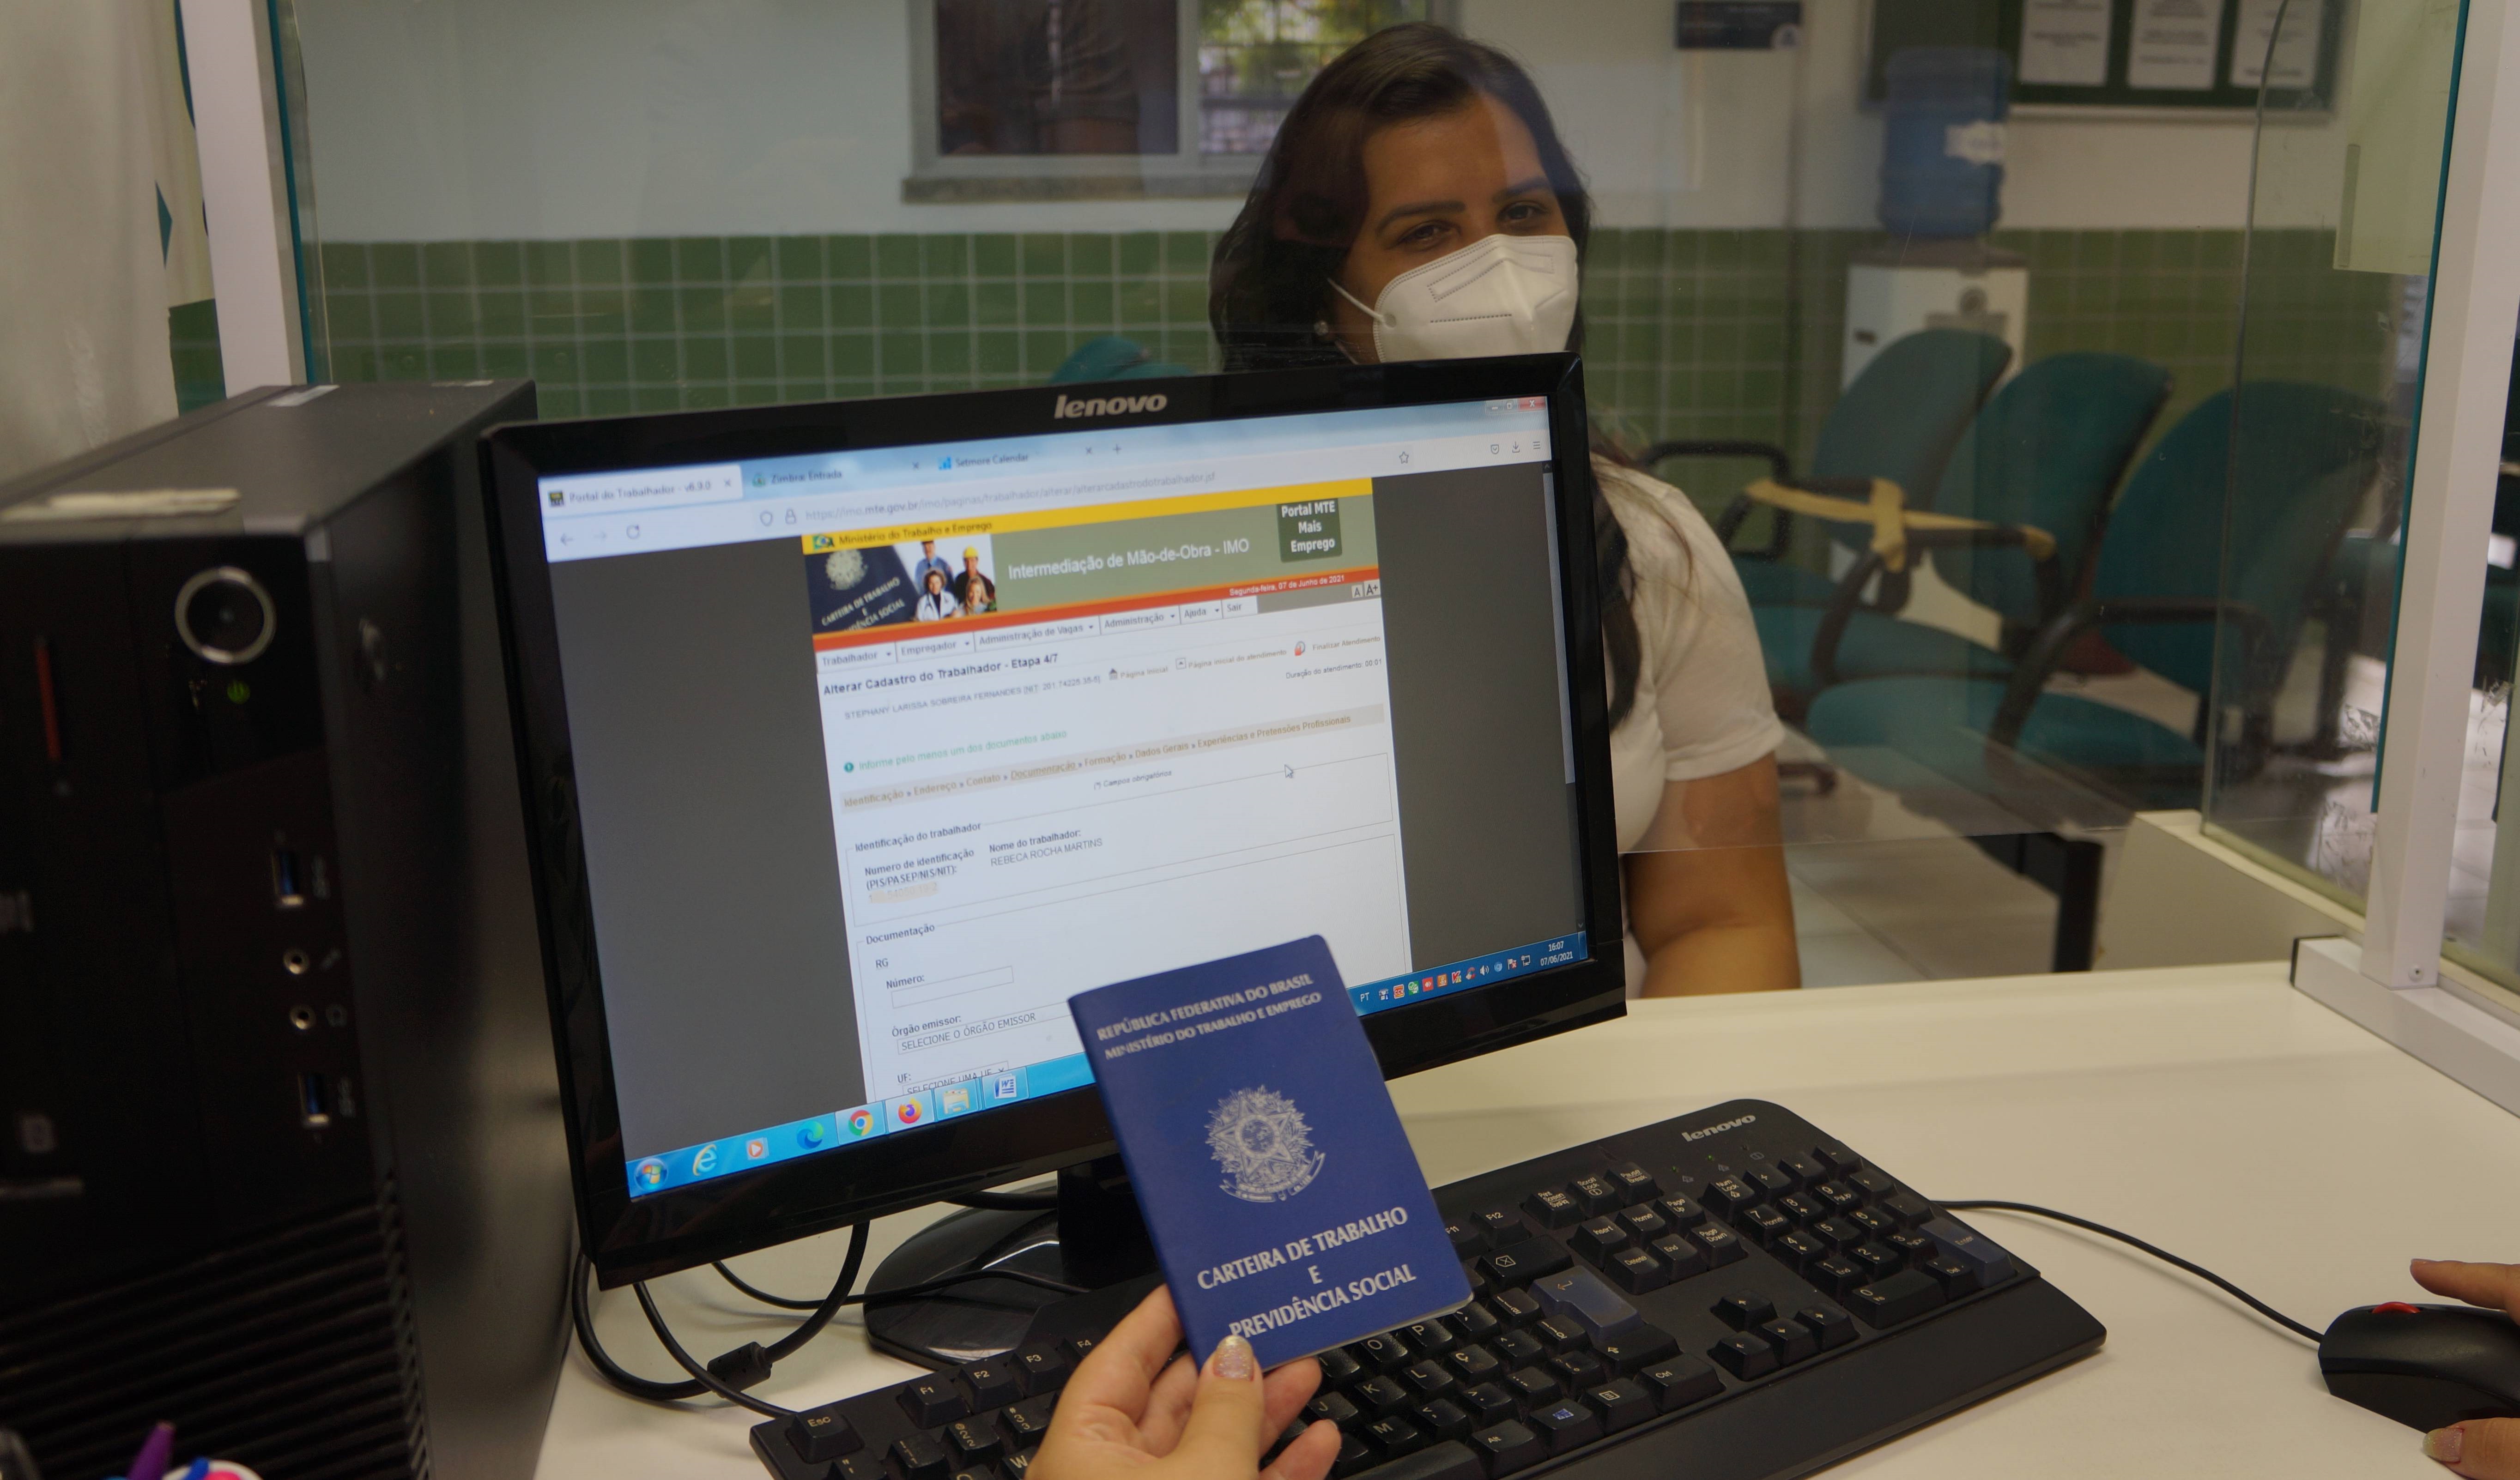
<box><xmin>534</xmin><ymin>398</ymin><xmax>1588</xmax><ymax>1196</ymax></box>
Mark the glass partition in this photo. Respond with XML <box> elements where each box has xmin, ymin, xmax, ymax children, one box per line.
<box><xmin>2197</xmin><ymin>0</ymin><xmax>2463</xmax><ymax>918</ymax></box>
<box><xmin>279</xmin><ymin>0</ymin><xmax>2468</xmax><ymax>988</ymax></box>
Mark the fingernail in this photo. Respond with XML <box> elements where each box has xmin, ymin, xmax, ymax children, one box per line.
<box><xmin>1210</xmin><ymin>1335</ymin><xmax>1257</xmax><ymax>1380</ymax></box>
<box><xmin>2426</xmin><ymin>1425</ymin><xmax>2465</xmax><ymax>1464</ymax></box>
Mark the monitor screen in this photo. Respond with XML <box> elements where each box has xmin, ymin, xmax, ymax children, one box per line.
<box><xmin>485</xmin><ymin>360</ymin><xmax>1623</xmax><ymax>1276</ymax></box>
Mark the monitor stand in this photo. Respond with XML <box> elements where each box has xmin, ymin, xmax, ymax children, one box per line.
<box><xmin>863</xmin><ymin>1155</ymin><xmax>1158</xmax><ymax>1367</ymax></box>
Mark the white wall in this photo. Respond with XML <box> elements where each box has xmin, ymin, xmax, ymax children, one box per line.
<box><xmin>297</xmin><ymin>0</ymin><xmax>2345</xmax><ymax>242</ymax></box>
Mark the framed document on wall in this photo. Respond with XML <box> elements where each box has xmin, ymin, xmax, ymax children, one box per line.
<box><xmin>1863</xmin><ymin>0</ymin><xmax>2339</xmax><ymax>112</ymax></box>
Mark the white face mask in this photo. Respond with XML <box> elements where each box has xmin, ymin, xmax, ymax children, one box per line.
<box><xmin>1324</xmin><ymin>233</ymin><xmax>1580</xmax><ymax>362</ymax></box>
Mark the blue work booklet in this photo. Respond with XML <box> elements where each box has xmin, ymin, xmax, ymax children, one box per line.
<box><xmin>1069</xmin><ymin>936</ymin><xmax>1468</xmax><ymax>1370</ymax></box>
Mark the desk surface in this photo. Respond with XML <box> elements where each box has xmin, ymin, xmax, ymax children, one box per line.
<box><xmin>537</xmin><ymin>962</ymin><xmax>2520</xmax><ymax>1480</ymax></box>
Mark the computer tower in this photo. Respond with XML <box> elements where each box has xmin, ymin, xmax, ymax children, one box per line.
<box><xmin>0</xmin><ymin>381</ymin><xmax>570</xmax><ymax>1480</ymax></box>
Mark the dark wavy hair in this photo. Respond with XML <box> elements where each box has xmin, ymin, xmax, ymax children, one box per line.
<box><xmin>1208</xmin><ymin>23</ymin><xmax>1655</xmax><ymax>729</ymax></box>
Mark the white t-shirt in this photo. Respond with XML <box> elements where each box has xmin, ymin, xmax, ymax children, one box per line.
<box><xmin>1594</xmin><ymin>459</ymin><xmax>1785</xmax><ymax>991</ymax></box>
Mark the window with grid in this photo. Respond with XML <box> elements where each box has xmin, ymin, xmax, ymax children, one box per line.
<box><xmin>909</xmin><ymin>0</ymin><xmax>1448</xmax><ymax>198</ymax></box>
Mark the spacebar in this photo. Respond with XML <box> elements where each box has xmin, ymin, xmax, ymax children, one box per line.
<box><xmin>1351</xmin><ymin>1441</ymin><xmax>1483</xmax><ymax>1480</ymax></box>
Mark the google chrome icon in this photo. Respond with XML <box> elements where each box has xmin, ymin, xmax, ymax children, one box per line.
<box><xmin>847</xmin><ymin>1108</ymin><xmax>876</xmax><ymax>1137</ymax></box>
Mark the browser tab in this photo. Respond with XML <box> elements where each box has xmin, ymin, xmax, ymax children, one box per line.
<box><xmin>540</xmin><ymin>463</ymin><xmax>743</xmax><ymax>513</ymax></box>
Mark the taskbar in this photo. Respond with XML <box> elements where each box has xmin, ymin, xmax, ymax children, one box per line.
<box><xmin>1349</xmin><ymin>931</ymin><xmax>1588</xmax><ymax>1015</ymax></box>
<box><xmin>625</xmin><ymin>1052</ymin><xmax>1097</xmax><ymax>1198</ymax></box>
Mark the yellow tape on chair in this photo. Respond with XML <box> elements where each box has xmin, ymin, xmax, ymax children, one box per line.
<box><xmin>1742</xmin><ymin>477</ymin><xmax>2055</xmax><ymax>573</ymax></box>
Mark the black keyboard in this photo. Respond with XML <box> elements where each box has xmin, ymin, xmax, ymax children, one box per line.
<box><xmin>748</xmin><ymin>1100</ymin><xmax>2103</xmax><ymax>1480</ymax></box>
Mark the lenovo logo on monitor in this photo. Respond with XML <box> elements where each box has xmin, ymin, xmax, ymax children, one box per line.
<box><xmin>1052</xmin><ymin>391</ymin><xmax>1169</xmax><ymax>420</ymax></box>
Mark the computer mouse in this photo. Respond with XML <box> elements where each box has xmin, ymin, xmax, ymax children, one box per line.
<box><xmin>2322</xmin><ymin>1302</ymin><xmax>2520</xmax><ymax>1431</ymax></box>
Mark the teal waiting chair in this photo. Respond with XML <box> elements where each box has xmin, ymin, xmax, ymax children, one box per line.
<box><xmin>1754</xmin><ymin>352</ymin><xmax>2172</xmax><ymax>710</ymax></box>
<box><xmin>1802</xmin><ymin>381</ymin><xmax>2386</xmax><ymax>965</ymax></box>
<box><xmin>1643</xmin><ymin>328</ymin><xmax>2013</xmax><ymax>612</ymax></box>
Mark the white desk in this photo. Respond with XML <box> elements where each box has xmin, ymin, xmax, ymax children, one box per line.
<box><xmin>536</xmin><ymin>962</ymin><xmax>2520</xmax><ymax>1480</ymax></box>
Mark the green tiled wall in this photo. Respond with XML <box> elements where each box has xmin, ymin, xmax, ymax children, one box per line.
<box><xmin>315</xmin><ymin>227</ymin><xmax>2392</xmax><ymax>469</ymax></box>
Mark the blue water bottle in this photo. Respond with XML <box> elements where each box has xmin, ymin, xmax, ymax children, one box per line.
<box><xmin>1878</xmin><ymin>47</ymin><xmax>2011</xmax><ymax>238</ymax></box>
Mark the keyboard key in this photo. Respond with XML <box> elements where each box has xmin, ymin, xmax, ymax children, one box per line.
<box><xmin>1918</xmin><ymin>1217</ymin><xmax>2017</xmax><ymax>1289</ymax></box>
<box><xmin>988</xmin><ymin>1461</ymin><xmax>1023</xmax><ymax>1480</ymax></box>
<box><xmin>1849</xmin><ymin>1242</ymin><xmax>1903</xmax><ymax>1281</ymax></box>
<box><xmin>1469</xmin><ymin>1420</ymin><xmax>1545</xmax><ymax>1475</ymax></box>
<box><xmin>1605</xmin><ymin>1246</ymin><xmax>1667</xmax><ymax>1293</ymax></box>
<box><xmin>1531</xmin><ymin>1316</ymin><xmax>1588</xmax><ymax>1353</ymax></box>
<box><xmin>901</xmin><ymin>1377</ymin><xmax>969</xmax><ymax>1427</ymax></box>
<box><xmin>1475</xmin><ymin>1208</ymin><xmax>1525</xmax><ymax>1244</ymax></box>
<box><xmin>1504</xmin><ymin>1365</ymin><xmax>1562</xmax><ymax>1406</ymax></box>
<box><xmin>1813</xmin><ymin>1143</ymin><xmax>1862</xmax><ymax>1175</ymax></box>
<box><xmin>1319</xmin><ymin>1348</ymin><xmax>1366</xmax><ymax>1388</ymax></box>
<box><xmin>1746</xmin><ymin>1166</ymin><xmax>1794</xmax><ymax>1198</ymax></box>
<box><xmin>1709</xmin><ymin>1330</ymin><xmax>1778</xmax><ymax>1379</ymax></box>
<box><xmin>1713</xmin><ymin>1291</ymin><xmax>1776</xmax><ymax>1329</ymax></box>
<box><xmin>1774</xmin><ymin>1230</ymin><xmax>1829</xmax><ymax>1269</ymax></box>
<box><xmin>1522</xmin><ymin>1189</ymin><xmax>1582</xmax><ymax>1228</ymax></box>
<box><xmin>1650</xmin><ymin>1233</ymin><xmax>1708</xmax><ymax>1280</ymax></box>
<box><xmin>945</xmin><ymin>1420</ymin><xmax>1004</xmax><ymax>1466</ymax></box>
<box><xmin>785</xmin><ymin>1404</ymin><xmax>864</xmax><ymax>1464</ymax></box>
<box><xmin>1527</xmin><ymin>1400</ymin><xmax>1604</xmax><ymax>1455</ymax></box>
<box><xmin>1012</xmin><ymin>1344</ymin><xmax>1069</xmax><ymax>1394</ymax></box>
<box><xmin>1807</xmin><ymin>1254</ymin><xmax>1863</xmax><ymax>1297</ymax></box>
<box><xmin>1810</xmin><ymin>1217</ymin><xmax>1864</xmax><ymax>1251</ymax></box>
<box><xmin>1063</xmin><ymin>1335</ymin><xmax>1099</xmax><ymax>1365</ymax></box>
<box><xmin>947</xmin><ymin>1468</ymin><xmax>994</xmax><ymax>1480</ymax></box>
<box><xmin>1355</xmin><ymin>1333</ymin><xmax>1414</xmax><ymax>1371</ymax></box>
<box><xmin>1421</xmin><ymin>1401</ymin><xmax>1472</xmax><ymax>1452</ymax></box>
<box><xmin>1546</xmin><ymin>1350</ymin><xmax>1607</xmax><ymax>1388</ymax></box>
<box><xmin>1400</xmin><ymin>1360</ymin><xmax>1456</xmax><ymax>1400</ymax></box>
<box><xmin>1703</xmin><ymin>1177</ymin><xmax>1761</xmax><ymax>1217</ymax></box>
<box><xmin>1797</xmin><ymin>1305</ymin><xmax>1857</xmax><ymax>1350</ymax></box>
<box><xmin>1850</xmin><ymin>1169</ymin><xmax>1900</xmax><ymax>1200</ymax></box>
<box><xmin>1848</xmin><ymin>1269</ymin><xmax>1946</xmax><ymax>1328</ymax></box>
<box><xmin>1332</xmin><ymin>1432</ymin><xmax>1375</xmax><ymax>1479</ymax></box>
<box><xmin>999</xmin><ymin>1395</ymin><xmax>1057</xmax><ymax>1448</ymax></box>
<box><xmin>1531</xmin><ymin>1267</ymin><xmax>1643</xmax><ymax>1342</ymax></box>
<box><xmin>1480</xmin><ymin>1241</ymin><xmax>1572</xmax><ymax>1286</ymax></box>
<box><xmin>1460</xmin><ymin>1262</ymin><xmax>1488</xmax><ymax>1301</ymax></box>
<box><xmin>1756</xmin><ymin>1318</ymin><xmax>1817</xmax><ymax>1365</ymax></box>
<box><xmin>1655</xmin><ymin>1195</ymin><xmax>1706</xmax><ymax>1226</ymax></box>
<box><xmin>1566</xmin><ymin>1175</ymin><xmax>1621</xmax><ymax>1216</ymax></box>
<box><xmin>1460</xmin><ymin>1382</ymin><xmax>1517</xmax><ymax>1424</ymax></box>
<box><xmin>1614</xmin><ymin>1206</ymin><xmax>1667</xmax><ymax>1242</ymax></box>
<box><xmin>1489</xmin><ymin>1288</ymin><xmax>1543</xmax><ymax>1326</ymax></box>
<box><xmin>1848</xmin><ymin>1207</ymin><xmax>1900</xmax><ymax>1240</ymax></box>
<box><xmin>1355</xmin><ymin>1375</ymin><xmax>1413</xmax><ymax>1414</ymax></box>
<box><xmin>1492</xmin><ymin>1329</ymin><xmax>1545</xmax><ymax>1366</ymax></box>
<box><xmin>1778</xmin><ymin>1155</ymin><xmax>1825</xmax><ymax>1186</ymax></box>
<box><xmin>1737</xmin><ymin>1206</ymin><xmax>1793</xmax><ymax>1246</ymax></box>
<box><xmin>1363</xmin><ymin>1415</ymin><xmax>1427</xmax><ymax>1460</ymax></box>
<box><xmin>1448</xmin><ymin>1302</ymin><xmax>1502</xmax><ymax>1344</ymax></box>
<box><xmin>1920</xmin><ymin>1255</ymin><xmax>1977</xmax><ymax>1295</ymax></box>
<box><xmin>1881</xmin><ymin>1192</ymin><xmax>1935</xmax><ymax>1226</ymax></box>
<box><xmin>1581</xmin><ymin>1378</ymin><xmax>1655</xmax><ymax>1433</ymax></box>
<box><xmin>1775</xmin><ymin>1193</ymin><xmax>1823</xmax><ymax>1226</ymax></box>
<box><xmin>891</xmin><ymin>1434</ymin><xmax>951</xmax><ymax>1480</ymax></box>
<box><xmin>1568</xmin><ymin>1218</ymin><xmax>1629</xmax><ymax>1264</ymax></box>
<box><xmin>1594</xmin><ymin>1324</ymin><xmax>1679</xmax><ymax>1374</ymax></box>
<box><xmin>1404</xmin><ymin>1319</ymin><xmax>1459</xmax><ymax>1358</ymax></box>
<box><xmin>1446</xmin><ymin>1343</ymin><xmax>1503</xmax><ymax>1385</ymax></box>
<box><xmin>1306</xmin><ymin>1392</ymin><xmax>1363</xmax><ymax>1427</ymax></box>
<box><xmin>1640</xmin><ymin>1357</ymin><xmax>1723</xmax><ymax>1410</ymax></box>
<box><xmin>1351</xmin><ymin>1441</ymin><xmax>1486</xmax><ymax>1480</ymax></box>
<box><xmin>1687</xmin><ymin>1222</ymin><xmax>1747</xmax><ymax>1267</ymax></box>
<box><xmin>1412</xmin><ymin>1398</ymin><xmax>1472</xmax><ymax>1442</ymax></box>
<box><xmin>1810</xmin><ymin>1181</ymin><xmax>1863</xmax><ymax>1214</ymax></box>
<box><xmin>838</xmin><ymin>1457</ymin><xmax>885</xmax><ymax>1480</ymax></box>
<box><xmin>1605</xmin><ymin>1161</ymin><xmax>1660</xmax><ymax>1202</ymax></box>
<box><xmin>963</xmin><ymin>1361</ymin><xmax>1022</xmax><ymax>1409</ymax></box>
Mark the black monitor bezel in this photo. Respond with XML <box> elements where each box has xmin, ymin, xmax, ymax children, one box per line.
<box><xmin>480</xmin><ymin>356</ymin><xmax>1626</xmax><ymax>1287</ymax></box>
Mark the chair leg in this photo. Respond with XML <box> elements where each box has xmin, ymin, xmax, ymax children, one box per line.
<box><xmin>1965</xmin><ymin>832</ymin><xmax>2103</xmax><ymax>973</ymax></box>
